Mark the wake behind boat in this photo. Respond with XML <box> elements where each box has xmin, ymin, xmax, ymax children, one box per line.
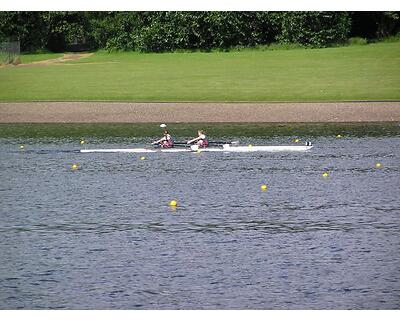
<box><xmin>80</xmin><ymin>143</ymin><xmax>313</xmax><ymax>153</ymax></box>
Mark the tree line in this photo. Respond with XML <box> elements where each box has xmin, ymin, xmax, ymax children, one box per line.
<box><xmin>0</xmin><ymin>12</ymin><xmax>399</xmax><ymax>52</ymax></box>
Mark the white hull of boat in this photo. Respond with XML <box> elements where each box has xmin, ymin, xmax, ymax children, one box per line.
<box><xmin>80</xmin><ymin>145</ymin><xmax>313</xmax><ymax>153</ymax></box>
<box><xmin>203</xmin><ymin>145</ymin><xmax>313</xmax><ymax>152</ymax></box>
<box><xmin>81</xmin><ymin>148</ymin><xmax>189</xmax><ymax>153</ymax></box>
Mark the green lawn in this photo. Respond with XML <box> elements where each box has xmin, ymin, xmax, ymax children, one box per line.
<box><xmin>0</xmin><ymin>42</ymin><xmax>399</xmax><ymax>101</ymax></box>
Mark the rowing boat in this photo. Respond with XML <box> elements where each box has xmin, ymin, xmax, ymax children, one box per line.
<box><xmin>80</xmin><ymin>144</ymin><xmax>313</xmax><ymax>153</ymax></box>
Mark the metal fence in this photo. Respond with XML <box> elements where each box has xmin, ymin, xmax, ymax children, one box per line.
<box><xmin>0</xmin><ymin>41</ymin><xmax>20</xmax><ymax>65</ymax></box>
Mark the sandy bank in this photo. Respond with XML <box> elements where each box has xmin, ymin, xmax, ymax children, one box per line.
<box><xmin>0</xmin><ymin>101</ymin><xmax>399</xmax><ymax>123</ymax></box>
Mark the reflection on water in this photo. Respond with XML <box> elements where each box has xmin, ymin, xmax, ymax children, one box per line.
<box><xmin>0</xmin><ymin>123</ymin><xmax>399</xmax><ymax>309</ymax></box>
<box><xmin>0</xmin><ymin>122</ymin><xmax>399</xmax><ymax>139</ymax></box>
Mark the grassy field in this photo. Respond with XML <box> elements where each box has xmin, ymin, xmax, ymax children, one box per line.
<box><xmin>0</xmin><ymin>42</ymin><xmax>399</xmax><ymax>102</ymax></box>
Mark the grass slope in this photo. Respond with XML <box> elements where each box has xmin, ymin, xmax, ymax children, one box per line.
<box><xmin>0</xmin><ymin>42</ymin><xmax>399</xmax><ymax>102</ymax></box>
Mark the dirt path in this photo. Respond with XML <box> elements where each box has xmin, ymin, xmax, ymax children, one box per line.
<box><xmin>1</xmin><ymin>101</ymin><xmax>399</xmax><ymax>123</ymax></box>
<box><xmin>16</xmin><ymin>53</ymin><xmax>93</xmax><ymax>67</ymax></box>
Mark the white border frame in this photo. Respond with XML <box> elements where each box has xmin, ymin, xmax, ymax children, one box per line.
<box><xmin>1</xmin><ymin>0</ymin><xmax>400</xmax><ymax>11</ymax></box>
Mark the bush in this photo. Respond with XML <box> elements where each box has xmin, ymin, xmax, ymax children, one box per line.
<box><xmin>379</xmin><ymin>33</ymin><xmax>400</xmax><ymax>43</ymax></box>
<box><xmin>133</xmin><ymin>12</ymin><xmax>275</xmax><ymax>52</ymax></box>
<box><xmin>348</xmin><ymin>37</ymin><xmax>368</xmax><ymax>45</ymax></box>
<box><xmin>267</xmin><ymin>43</ymin><xmax>305</xmax><ymax>50</ymax></box>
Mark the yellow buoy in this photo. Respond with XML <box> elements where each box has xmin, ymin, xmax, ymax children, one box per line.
<box><xmin>71</xmin><ymin>164</ymin><xmax>79</xmax><ymax>171</ymax></box>
<box><xmin>375</xmin><ymin>162</ymin><xmax>382</xmax><ymax>168</ymax></box>
<box><xmin>261</xmin><ymin>184</ymin><xmax>268</xmax><ymax>191</ymax></box>
<box><xmin>19</xmin><ymin>145</ymin><xmax>24</xmax><ymax>150</ymax></box>
<box><xmin>80</xmin><ymin>140</ymin><xmax>85</xmax><ymax>145</ymax></box>
<box><xmin>336</xmin><ymin>134</ymin><xmax>342</xmax><ymax>138</ymax></box>
<box><xmin>294</xmin><ymin>139</ymin><xmax>299</xmax><ymax>143</ymax></box>
<box><xmin>196</xmin><ymin>150</ymin><xmax>202</xmax><ymax>154</ymax></box>
<box><xmin>322</xmin><ymin>172</ymin><xmax>329</xmax><ymax>178</ymax></box>
<box><xmin>140</xmin><ymin>156</ymin><xmax>146</xmax><ymax>160</ymax></box>
<box><xmin>169</xmin><ymin>200</ymin><xmax>177</xmax><ymax>207</ymax></box>
<box><xmin>248</xmin><ymin>144</ymin><xmax>253</xmax><ymax>147</ymax></box>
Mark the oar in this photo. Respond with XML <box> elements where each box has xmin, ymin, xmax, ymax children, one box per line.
<box><xmin>173</xmin><ymin>142</ymin><xmax>191</xmax><ymax>146</ymax></box>
<box><xmin>208</xmin><ymin>140</ymin><xmax>239</xmax><ymax>145</ymax></box>
<box><xmin>174</xmin><ymin>140</ymin><xmax>239</xmax><ymax>146</ymax></box>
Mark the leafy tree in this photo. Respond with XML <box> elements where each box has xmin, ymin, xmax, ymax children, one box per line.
<box><xmin>0</xmin><ymin>11</ymin><xmax>398</xmax><ymax>53</ymax></box>
<box><xmin>350</xmin><ymin>12</ymin><xmax>400</xmax><ymax>39</ymax></box>
<box><xmin>0</xmin><ymin>12</ymin><xmax>48</xmax><ymax>51</ymax></box>
<box><xmin>274</xmin><ymin>12</ymin><xmax>351</xmax><ymax>47</ymax></box>
<box><xmin>46</xmin><ymin>12</ymin><xmax>93</xmax><ymax>52</ymax></box>
<box><xmin>90</xmin><ymin>12</ymin><xmax>141</xmax><ymax>51</ymax></box>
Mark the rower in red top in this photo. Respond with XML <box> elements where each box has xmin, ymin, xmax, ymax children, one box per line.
<box><xmin>152</xmin><ymin>124</ymin><xmax>174</xmax><ymax>148</ymax></box>
<box><xmin>187</xmin><ymin>130</ymin><xmax>209</xmax><ymax>148</ymax></box>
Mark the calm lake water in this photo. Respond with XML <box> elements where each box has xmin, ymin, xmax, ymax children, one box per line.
<box><xmin>0</xmin><ymin>123</ymin><xmax>399</xmax><ymax>309</ymax></box>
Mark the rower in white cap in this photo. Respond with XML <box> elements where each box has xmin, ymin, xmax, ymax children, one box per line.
<box><xmin>152</xmin><ymin>124</ymin><xmax>174</xmax><ymax>148</ymax></box>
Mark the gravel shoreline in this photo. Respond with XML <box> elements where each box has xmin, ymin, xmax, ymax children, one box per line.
<box><xmin>1</xmin><ymin>101</ymin><xmax>400</xmax><ymax>123</ymax></box>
